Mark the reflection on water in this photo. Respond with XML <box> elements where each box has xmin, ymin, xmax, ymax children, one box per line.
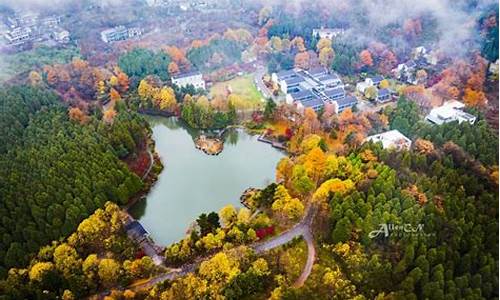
<box><xmin>129</xmin><ymin>116</ymin><xmax>284</xmax><ymax>246</ymax></box>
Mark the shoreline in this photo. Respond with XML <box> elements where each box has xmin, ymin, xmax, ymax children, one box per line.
<box><xmin>122</xmin><ymin>113</ymin><xmax>286</xmax><ymax>257</ymax></box>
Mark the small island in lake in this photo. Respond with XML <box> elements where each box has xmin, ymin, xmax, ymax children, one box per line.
<box><xmin>194</xmin><ymin>134</ymin><xmax>224</xmax><ymax>155</ymax></box>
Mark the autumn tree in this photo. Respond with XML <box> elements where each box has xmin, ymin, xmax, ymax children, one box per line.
<box><xmin>98</xmin><ymin>258</ymin><xmax>121</xmax><ymax>287</ymax></box>
<box><xmin>154</xmin><ymin>87</ymin><xmax>177</xmax><ymax>111</ymax></box>
<box><xmin>414</xmin><ymin>138</ymin><xmax>435</xmax><ymax>155</ymax></box>
<box><xmin>294</xmin><ymin>52</ymin><xmax>310</xmax><ymax>69</ymax></box>
<box><xmin>53</xmin><ymin>244</ymin><xmax>82</xmax><ymax>279</ymax></box>
<box><xmin>272</xmin><ymin>185</ymin><xmax>304</xmax><ymax>221</ymax></box>
<box><xmin>463</xmin><ymin>88</ymin><xmax>487</xmax><ymax>107</ymax></box>
<box><xmin>379</xmin><ymin>79</ymin><xmax>390</xmax><ymax>89</ymax></box>
<box><xmin>317</xmin><ymin>38</ymin><xmax>332</xmax><ymax>52</ymax></box>
<box><xmin>319</xmin><ymin>47</ymin><xmax>335</xmax><ymax>67</ymax></box>
<box><xmin>359</xmin><ymin>50</ymin><xmax>373</xmax><ymax>67</ymax></box>
<box><xmin>68</xmin><ymin>107</ymin><xmax>89</xmax><ymax>124</ymax></box>
<box><xmin>378</xmin><ymin>50</ymin><xmax>397</xmax><ymax>74</ymax></box>
<box><xmin>115</xmin><ymin>67</ymin><xmax>130</xmax><ymax>92</ymax></box>
<box><xmin>413</xmin><ymin>70</ymin><xmax>427</xmax><ymax>85</ymax></box>
<box><xmin>103</xmin><ymin>109</ymin><xmax>117</xmax><ymax>124</ymax></box>
<box><xmin>109</xmin><ymin>88</ymin><xmax>121</xmax><ymax>103</ymax></box>
<box><xmin>219</xmin><ymin>205</ymin><xmax>238</xmax><ymax>228</ymax></box>
<box><xmin>303</xmin><ymin>146</ymin><xmax>327</xmax><ymax>183</ymax></box>
<box><xmin>29</xmin><ymin>71</ymin><xmax>43</xmax><ymax>86</ymax></box>
<box><xmin>168</xmin><ymin>62</ymin><xmax>180</xmax><ymax>75</ymax></box>
<box><xmin>292</xmin><ymin>36</ymin><xmax>306</xmax><ymax>52</ymax></box>
<box><xmin>29</xmin><ymin>262</ymin><xmax>55</xmax><ymax>282</ymax></box>
<box><xmin>270</xmin><ymin>36</ymin><xmax>283</xmax><ymax>52</ymax></box>
<box><xmin>403</xmin><ymin>18</ymin><xmax>422</xmax><ymax>40</ymax></box>
<box><xmin>138</xmin><ymin>79</ymin><xmax>155</xmax><ymax>101</ymax></box>
<box><xmin>364</xmin><ymin>86</ymin><xmax>378</xmax><ymax>100</ymax></box>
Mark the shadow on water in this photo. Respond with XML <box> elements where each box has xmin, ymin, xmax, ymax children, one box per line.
<box><xmin>129</xmin><ymin>198</ymin><xmax>147</xmax><ymax>219</ymax></box>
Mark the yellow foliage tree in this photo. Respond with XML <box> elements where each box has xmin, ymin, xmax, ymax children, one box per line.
<box><xmin>154</xmin><ymin>87</ymin><xmax>177</xmax><ymax>111</ymax></box>
<box><xmin>219</xmin><ymin>205</ymin><xmax>237</xmax><ymax>228</ymax></box>
<box><xmin>272</xmin><ymin>185</ymin><xmax>304</xmax><ymax>221</ymax></box>
<box><xmin>29</xmin><ymin>262</ymin><xmax>55</xmax><ymax>282</ymax></box>
<box><xmin>303</xmin><ymin>147</ymin><xmax>327</xmax><ymax>183</ymax></box>
<box><xmin>312</xmin><ymin>178</ymin><xmax>355</xmax><ymax>203</ymax></box>
<box><xmin>379</xmin><ymin>79</ymin><xmax>390</xmax><ymax>89</ymax></box>
<box><xmin>138</xmin><ymin>79</ymin><xmax>155</xmax><ymax>101</ymax></box>
<box><xmin>199</xmin><ymin>252</ymin><xmax>240</xmax><ymax>284</ymax></box>
<box><xmin>98</xmin><ymin>258</ymin><xmax>121</xmax><ymax>287</ymax></box>
<box><xmin>319</xmin><ymin>47</ymin><xmax>335</xmax><ymax>67</ymax></box>
<box><xmin>316</xmin><ymin>38</ymin><xmax>332</xmax><ymax>52</ymax></box>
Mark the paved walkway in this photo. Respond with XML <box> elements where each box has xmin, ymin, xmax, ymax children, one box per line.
<box><xmin>129</xmin><ymin>205</ymin><xmax>318</xmax><ymax>291</ymax></box>
<box><xmin>142</xmin><ymin>149</ymin><xmax>154</xmax><ymax>180</ymax></box>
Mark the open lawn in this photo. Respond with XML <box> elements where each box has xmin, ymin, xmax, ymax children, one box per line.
<box><xmin>210</xmin><ymin>74</ymin><xmax>265</xmax><ymax>109</ymax></box>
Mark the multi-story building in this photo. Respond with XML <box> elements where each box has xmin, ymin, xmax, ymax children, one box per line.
<box><xmin>4</xmin><ymin>27</ymin><xmax>32</xmax><ymax>45</ymax></box>
<box><xmin>272</xmin><ymin>67</ymin><xmax>356</xmax><ymax>113</ymax></box>
<box><xmin>101</xmin><ymin>26</ymin><xmax>128</xmax><ymax>43</ymax></box>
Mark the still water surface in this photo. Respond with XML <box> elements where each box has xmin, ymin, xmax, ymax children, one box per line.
<box><xmin>129</xmin><ymin>117</ymin><xmax>284</xmax><ymax>245</ymax></box>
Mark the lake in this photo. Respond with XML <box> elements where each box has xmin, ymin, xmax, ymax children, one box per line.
<box><xmin>129</xmin><ymin>116</ymin><xmax>284</xmax><ymax>246</ymax></box>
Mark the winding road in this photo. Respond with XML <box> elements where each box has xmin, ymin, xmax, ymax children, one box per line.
<box><xmin>127</xmin><ymin>205</ymin><xmax>318</xmax><ymax>292</ymax></box>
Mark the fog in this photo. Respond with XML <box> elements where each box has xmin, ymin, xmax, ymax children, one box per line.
<box><xmin>0</xmin><ymin>0</ymin><xmax>497</xmax><ymax>57</ymax></box>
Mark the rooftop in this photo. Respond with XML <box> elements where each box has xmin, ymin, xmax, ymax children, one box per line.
<box><xmin>336</xmin><ymin>95</ymin><xmax>358</xmax><ymax>107</ymax></box>
<box><xmin>378</xmin><ymin>88</ymin><xmax>390</xmax><ymax>97</ymax></box>
<box><xmin>370</xmin><ymin>75</ymin><xmax>384</xmax><ymax>83</ymax></box>
<box><xmin>365</xmin><ymin>130</ymin><xmax>412</xmax><ymax>150</ymax></box>
<box><xmin>425</xmin><ymin>100</ymin><xmax>476</xmax><ymax>125</ymax></box>
<box><xmin>308</xmin><ymin>66</ymin><xmax>329</xmax><ymax>76</ymax></box>
<box><xmin>276</xmin><ymin>69</ymin><xmax>298</xmax><ymax>80</ymax></box>
<box><xmin>290</xmin><ymin>89</ymin><xmax>315</xmax><ymax>101</ymax></box>
<box><xmin>172</xmin><ymin>71</ymin><xmax>202</xmax><ymax>80</ymax></box>
<box><xmin>284</xmin><ymin>76</ymin><xmax>305</xmax><ymax>85</ymax></box>
<box><xmin>324</xmin><ymin>87</ymin><xmax>345</xmax><ymax>98</ymax></box>
<box><xmin>125</xmin><ymin>220</ymin><xmax>148</xmax><ymax>237</ymax></box>
<box><xmin>300</xmin><ymin>96</ymin><xmax>324</xmax><ymax>109</ymax></box>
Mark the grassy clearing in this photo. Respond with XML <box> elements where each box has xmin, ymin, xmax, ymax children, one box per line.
<box><xmin>210</xmin><ymin>74</ymin><xmax>265</xmax><ymax>109</ymax></box>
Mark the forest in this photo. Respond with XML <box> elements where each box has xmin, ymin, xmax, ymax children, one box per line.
<box><xmin>0</xmin><ymin>87</ymin><xmax>146</xmax><ymax>276</ymax></box>
<box><xmin>0</xmin><ymin>0</ymin><xmax>498</xmax><ymax>299</ymax></box>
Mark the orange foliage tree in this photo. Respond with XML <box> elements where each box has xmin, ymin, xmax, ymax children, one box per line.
<box><xmin>294</xmin><ymin>52</ymin><xmax>310</xmax><ymax>69</ymax></box>
<box><xmin>109</xmin><ymin>88</ymin><xmax>121</xmax><ymax>103</ymax></box>
<box><xmin>168</xmin><ymin>62</ymin><xmax>180</xmax><ymax>75</ymax></box>
<box><xmin>68</xmin><ymin>107</ymin><xmax>88</xmax><ymax>124</ymax></box>
<box><xmin>359</xmin><ymin>50</ymin><xmax>373</xmax><ymax>67</ymax></box>
<box><xmin>463</xmin><ymin>88</ymin><xmax>487</xmax><ymax>108</ymax></box>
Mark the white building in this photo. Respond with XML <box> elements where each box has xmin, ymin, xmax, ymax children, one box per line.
<box><xmin>171</xmin><ymin>71</ymin><xmax>205</xmax><ymax>90</ymax></box>
<box><xmin>312</xmin><ymin>27</ymin><xmax>344</xmax><ymax>40</ymax></box>
<box><xmin>425</xmin><ymin>100</ymin><xmax>476</xmax><ymax>125</ymax></box>
<box><xmin>356</xmin><ymin>78</ymin><xmax>373</xmax><ymax>93</ymax></box>
<box><xmin>4</xmin><ymin>27</ymin><xmax>31</xmax><ymax>44</ymax></box>
<box><xmin>365</xmin><ymin>130</ymin><xmax>412</xmax><ymax>151</ymax></box>
<box><xmin>51</xmin><ymin>27</ymin><xmax>70</xmax><ymax>43</ymax></box>
<box><xmin>101</xmin><ymin>26</ymin><xmax>128</xmax><ymax>43</ymax></box>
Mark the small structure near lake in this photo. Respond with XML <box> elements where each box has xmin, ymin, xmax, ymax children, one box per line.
<box><xmin>194</xmin><ymin>135</ymin><xmax>223</xmax><ymax>155</ymax></box>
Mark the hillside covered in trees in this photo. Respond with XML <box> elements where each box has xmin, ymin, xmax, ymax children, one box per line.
<box><xmin>0</xmin><ymin>87</ymin><xmax>146</xmax><ymax>276</ymax></box>
<box><xmin>0</xmin><ymin>0</ymin><xmax>498</xmax><ymax>299</ymax></box>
